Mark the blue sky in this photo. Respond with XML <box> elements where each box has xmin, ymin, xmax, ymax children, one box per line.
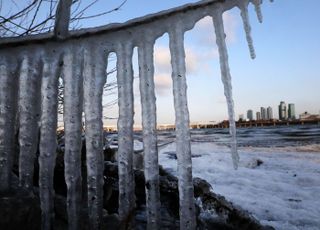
<box><xmin>3</xmin><ymin>0</ymin><xmax>320</xmax><ymax>125</ymax></box>
<box><xmin>95</xmin><ymin>0</ymin><xmax>320</xmax><ymax>125</ymax></box>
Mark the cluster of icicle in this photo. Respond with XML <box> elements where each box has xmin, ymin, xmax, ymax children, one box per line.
<box><xmin>0</xmin><ymin>0</ymin><xmax>272</xmax><ymax>229</ymax></box>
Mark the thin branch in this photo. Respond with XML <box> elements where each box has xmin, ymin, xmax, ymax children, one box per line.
<box><xmin>72</xmin><ymin>0</ymin><xmax>127</xmax><ymax>21</ymax></box>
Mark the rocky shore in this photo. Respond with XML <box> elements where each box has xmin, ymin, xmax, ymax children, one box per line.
<box><xmin>0</xmin><ymin>137</ymin><xmax>274</xmax><ymax>230</ymax></box>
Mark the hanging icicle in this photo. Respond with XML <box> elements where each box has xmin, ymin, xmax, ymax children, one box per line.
<box><xmin>83</xmin><ymin>44</ymin><xmax>107</xmax><ymax>229</ymax></box>
<box><xmin>239</xmin><ymin>0</ymin><xmax>256</xmax><ymax>59</ymax></box>
<box><xmin>252</xmin><ymin>0</ymin><xmax>263</xmax><ymax>23</ymax></box>
<box><xmin>39</xmin><ymin>50</ymin><xmax>61</xmax><ymax>230</ymax></box>
<box><xmin>212</xmin><ymin>4</ymin><xmax>240</xmax><ymax>170</ymax></box>
<box><xmin>63</xmin><ymin>45</ymin><xmax>84</xmax><ymax>230</ymax></box>
<box><xmin>138</xmin><ymin>35</ymin><xmax>160</xmax><ymax>229</ymax></box>
<box><xmin>0</xmin><ymin>54</ymin><xmax>18</xmax><ymax>193</ymax></box>
<box><xmin>169</xmin><ymin>22</ymin><xmax>196</xmax><ymax>230</ymax></box>
<box><xmin>116</xmin><ymin>40</ymin><xmax>135</xmax><ymax>226</ymax></box>
<box><xmin>18</xmin><ymin>53</ymin><xmax>41</xmax><ymax>192</ymax></box>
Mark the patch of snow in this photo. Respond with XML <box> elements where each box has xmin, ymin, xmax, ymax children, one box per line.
<box><xmin>159</xmin><ymin>142</ymin><xmax>320</xmax><ymax>230</ymax></box>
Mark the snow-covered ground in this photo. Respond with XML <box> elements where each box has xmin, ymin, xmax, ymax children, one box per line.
<box><xmin>159</xmin><ymin>142</ymin><xmax>320</xmax><ymax>230</ymax></box>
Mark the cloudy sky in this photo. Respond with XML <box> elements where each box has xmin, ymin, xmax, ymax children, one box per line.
<box><xmin>95</xmin><ymin>0</ymin><xmax>320</xmax><ymax>126</ymax></box>
<box><xmin>3</xmin><ymin>0</ymin><xmax>320</xmax><ymax>126</ymax></box>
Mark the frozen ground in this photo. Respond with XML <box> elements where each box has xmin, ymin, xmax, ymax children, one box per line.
<box><xmin>159</xmin><ymin>142</ymin><xmax>320</xmax><ymax>230</ymax></box>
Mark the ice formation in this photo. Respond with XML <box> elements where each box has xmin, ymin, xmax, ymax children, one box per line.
<box><xmin>138</xmin><ymin>35</ymin><xmax>161</xmax><ymax>229</ymax></box>
<box><xmin>0</xmin><ymin>0</ymin><xmax>272</xmax><ymax>229</ymax></box>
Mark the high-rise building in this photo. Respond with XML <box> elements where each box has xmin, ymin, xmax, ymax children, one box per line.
<box><xmin>288</xmin><ymin>103</ymin><xmax>296</xmax><ymax>120</ymax></box>
<box><xmin>247</xmin><ymin>110</ymin><xmax>253</xmax><ymax>121</ymax></box>
<box><xmin>239</xmin><ymin>114</ymin><xmax>244</xmax><ymax>121</ymax></box>
<box><xmin>267</xmin><ymin>106</ymin><xmax>273</xmax><ymax>120</ymax></box>
<box><xmin>261</xmin><ymin>107</ymin><xmax>267</xmax><ymax>120</ymax></box>
<box><xmin>256</xmin><ymin>112</ymin><xmax>261</xmax><ymax>121</ymax></box>
<box><xmin>278</xmin><ymin>101</ymin><xmax>287</xmax><ymax>120</ymax></box>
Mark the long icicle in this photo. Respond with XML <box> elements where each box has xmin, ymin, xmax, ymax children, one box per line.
<box><xmin>138</xmin><ymin>37</ymin><xmax>160</xmax><ymax>229</ymax></box>
<box><xmin>83</xmin><ymin>44</ymin><xmax>107</xmax><ymax>229</ymax></box>
<box><xmin>212</xmin><ymin>5</ymin><xmax>239</xmax><ymax>169</ymax></box>
<box><xmin>239</xmin><ymin>1</ymin><xmax>256</xmax><ymax>59</ymax></box>
<box><xmin>18</xmin><ymin>54</ymin><xmax>41</xmax><ymax>192</ymax></box>
<box><xmin>63</xmin><ymin>45</ymin><xmax>84</xmax><ymax>230</ymax></box>
<box><xmin>39</xmin><ymin>51</ymin><xmax>61</xmax><ymax>230</ymax></box>
<box><xmin>169</xmin><ymin>23</ymin><xmax>196</xmax><ymax>230</ymax></box>
<box><xmin>116</xmin><ymin>41</ymin><xmax>135</xmax><ymax>227</ymax></box>
<box><xmin>0</xmin><ymin>54</ymin><xmax>18</xmax><ymax>193</ymax></box>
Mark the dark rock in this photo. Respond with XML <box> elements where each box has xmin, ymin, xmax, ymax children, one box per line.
<box><xmin>0</xmin><ymin>195</ymin><xmax>41</xmax><ymax>230</ymax></box>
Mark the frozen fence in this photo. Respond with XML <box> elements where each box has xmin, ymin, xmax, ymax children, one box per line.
<box><xmin>0</xmin><ymin>0</ymin><xmax>271</xmax><ymax>229</ymax></box>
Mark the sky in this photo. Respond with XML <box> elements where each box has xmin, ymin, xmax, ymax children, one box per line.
<box><xmin>2</xmin><ymin>0</ymin><xmax>320</xmax><ymax>126</ymax></box>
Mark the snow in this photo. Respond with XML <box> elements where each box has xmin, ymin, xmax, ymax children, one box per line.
<box><xmin>159</xmin><ymin>142</ymin><xmax>320</xmax><ymax>230</ymax></box>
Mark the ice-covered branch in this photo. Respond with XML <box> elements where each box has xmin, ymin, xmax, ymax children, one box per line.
<box><xmin>169</xmin><ymin>22</ymin><xmax>196</xmax><ymax>230</ymax></box>
<box><xmin>116</xmin><ymin>41</ymin><xmax>135</xmax><ymax>226</ymax></box>
<box><xmin>83</xmin><ymin>44</ymin><xmax>107</xmax><ymax>229</ymax></box>
<box><xmin>138</xmin><ymin>36</ymin><xmax>160</xmax><ymax>229</ymax></box>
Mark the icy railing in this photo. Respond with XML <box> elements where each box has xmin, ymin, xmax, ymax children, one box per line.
<box><xmin>0</xmin><ymin>0</ymin><xmax>272</xmax><ymax>229</ymax></box>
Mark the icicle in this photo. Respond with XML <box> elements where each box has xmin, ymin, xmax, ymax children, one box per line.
<box><xmin>39</xmin><ymin>51</ymin><xmax>61</xmax><ymax>230</ymax></box>
<box><xmin>116</xmin><ymin>41</ymin><xmax>135</xmax><ymax>225</ymax></box>
<box><xmin>83</xmin><ymin>45</ymin><xmax>107</xmax><ymax>229</ymax></box>
<box><xmin>18</xmin><ymin>54</ymin><xmax>41</xmax><ymax>192</ymax></box>
<box><xmin>63</xmin><ymin>46</ymin><xmax>84</xmax><ymax>230</ymax></box>
<box><xmin>169</xmin><ymin>23</ymin><xmax>196</xmax><ymax>230</ymax></box>
<box><xmin>0</xmin><ymin>55</ymin><xmax>18</xmax><ymax>193</ymax></box>
<box><xmin>138</xmin><ymin>37</ymin><xmax>160</xmax><ymax>229</ymax></box>
<box><xmin>252</xmin><ymin>0</ymin><xmax>263</xmax><ymax>23</ymax></box>
<box><xmin>239</xmin><ymin>1</ymin><xmax>256</xmax><ymax>59</ymax></box>
<box><xmin>212</xmin><ymin>5</ymin><xmax>240</xmax><ymax>169</ymax></box>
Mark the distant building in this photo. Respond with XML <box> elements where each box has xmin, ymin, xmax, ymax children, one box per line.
<box><xmin>288</xmin><ymin>103</ymin><xmax>296</xmax><ymax>120</ymax></box>
<box><xmin>256</xmin><ymin>111</ymin><xmax>261</xmax><ymax>121</ymax></box>
<box><xmin>267</xmin><ymin>106</ymin><xmax>273</xmax><ymax>120</ymax></box>
<box><xmin>278</xmin><ymin>101</ymin><xmax>287</xmax><ymax>120</ymax></box>
<box><xmin>247</xmin><ymin>110</ymin><xmax>254</xmax><ymax>121</ymax></box>
<box><xmin>299</xmin><ymin>112</ymin><xmax>320</xmax><ymax>121</ymax></box>
<box><xmin>260</xmin><ymin>107</ymin><xmax>267</xmax><ymax>120</ymax></box>
<box><xmin>238</xmin><ymin>114</ymin><xmax>244</xmax><ymax>121</ymax></box>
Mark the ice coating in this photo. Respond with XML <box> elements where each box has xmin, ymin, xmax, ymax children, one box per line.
<box><xmin>169</xmin><ymin>22</ymin><xmax>196</xmax><ymax>230</ymax></box>
<box><xmin>39</xmin><ymin>51</ymin><xmax>61</xmax><ymax>230</ymax></box>
<box><xmin>18</xmin><ymin>54</ymin><xmax>41</xmax><ymax>191</ymax></box>
<box><xmin>116</xmin><ymin>41</ymin><xmax>136</xmax><ymax>225</ymax></box>
<box><xmin>212</xmin><ymin>5</ymin><xmax>240</xmax><ymax>169</ymax></box>
<box><xmin>0</xmin><ymin>55</ymin><xmax>18</xmax><ymax>192</ymax></box>
<box><xmin>0</xmin><ymin>0</ymin><xmax>274</xmax><ymax>228</ymax></box>
<box><xmin>83</xmin><ymin>45</ymin><xmax>107</xmax><ymax>229</ymax></box>
<box><xmin>138</xmin><ymin>36</ymin><xmax>160</xmax><ymax>229</ymax></box>
<box><xmin>239</xmin><ymin>1</ymin><xmax>256</xmax><ymax>59</ymax></box>
<box><xmin>63</xmin><ymin>46</ymin><xmax>84</xmax><ymax>230</ymax></box>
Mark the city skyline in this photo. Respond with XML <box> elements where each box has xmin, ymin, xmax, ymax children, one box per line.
<box><xmin>101</xmin><ymin>0</ymin><xmax>320</xmax><ymax>126</ymax></box>
<box><xmin>21</xmin><ymin>0</ymin><xmax>317</xmax><ymax>126</ymax></box>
